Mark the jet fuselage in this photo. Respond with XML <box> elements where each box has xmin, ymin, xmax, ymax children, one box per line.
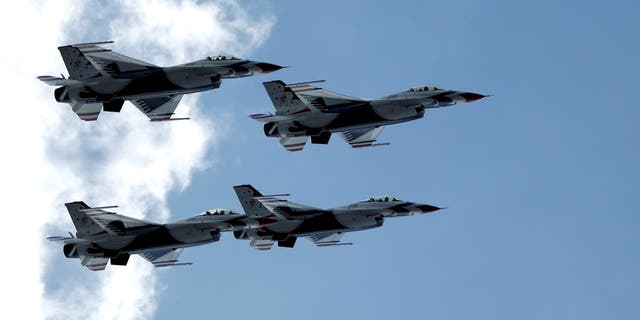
<box><xmin>257</xmin><ymin>82</ymin><xmax>486</xmax><ymax>150</ymax></box>
<box><xmin>235</xmin><ymin>198</ymin><xmax>440</xmax><ymax>245</ymax></box>
<box><xmin>56</xmin><ymin>60</ymin><xmax>280</xmax><ymax>104</ymax></box>
<box><xmin>40</xmin><ymin>42</ymin><xmax>283</xmax><ymax>121</ymax></box>
<box><xmin>263</xmin><ymin>101</ymin><xmax>426</xmax><ymax>137</ymax></box>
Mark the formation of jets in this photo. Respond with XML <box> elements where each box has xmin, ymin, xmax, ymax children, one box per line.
<box><xmin>48</xmin><ymin>185</ymin><xmax>441</xmax><ymax>270</ymax></box>
<box><xmin>41</xmin><ymin>42</ymin><xmax>488</xmax><ymax>271</ymax></box>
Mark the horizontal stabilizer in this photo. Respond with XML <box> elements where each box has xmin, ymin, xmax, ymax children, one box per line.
<box><xmin>37</xmin><ymin>75</ymin><xmax>82</xmax><ymax>86</ymax></box>
<box><xmin>249</xmin><ymin>113</ymin><xmax>291</xmax><ymax>122</ymax></box>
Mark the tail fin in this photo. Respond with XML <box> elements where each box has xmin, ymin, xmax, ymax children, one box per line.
<box><xmin>65</xmin><ymin>201</ymin><xmax>105</xmax><ymax>238</ymax></box>
<box><xmin>233</xmin><ymin>185</ymin><xmax>272</xmax><ymax>217</ymax></box>
<box><xmin>58</xmin><ymin>45</ymin><xmax>104</xmax><ymax>80</ymax></box>
<box><xmin>262</xmin><ymin>80</ymin><xmax>311</xmax><ymax>116</ymax></box>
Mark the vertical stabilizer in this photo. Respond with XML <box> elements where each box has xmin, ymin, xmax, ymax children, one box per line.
<box><xmin>233</xmin><ymin>185</ymin><xmax>272</xmax><ymax>217</ymax></box>
<box><xmin>262</xmin><ymin>81</ymin><xmax>310</xmax><ymax>116</ymax></box>
<box><xmin>58</xmin><ymin>45</ymin><xmax>102</xmax><ymax>80</ymax></box>
<box><xmin>65</xmin><ymin>201</ymin><xmax>104</xmax><ymax>238</ymax></box>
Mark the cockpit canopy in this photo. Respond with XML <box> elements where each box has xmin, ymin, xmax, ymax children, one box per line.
<box><xmin>362</xmin><ymin>196</ymin><xmax>401</xmax><ymax>203</ymax></box>
<box><xmin>200</xmin><ymin>208</ymin><xmax>234</xmax><ymax>216</ymax></box>
<box><xmin>206</xmin><ymin>55</ymin><xmax>239</xmax><ymax>61</ymax></box>
<box><xmin>406</xmin><ymin>85</ymin><xmax>442</xmax><ymax>92</ymax></box>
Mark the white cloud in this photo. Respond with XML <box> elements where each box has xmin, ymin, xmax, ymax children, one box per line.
<box><xmin>109</xmin><ymin>0</ymin><xmax>275</xmax><ymax>63</ymax></box>
<box><xmin>0</xmin><ymin>1</ymin><xmax>274</xmax><ymax>319</ymax></box>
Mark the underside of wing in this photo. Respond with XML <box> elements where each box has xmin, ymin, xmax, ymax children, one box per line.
<box><xmin>139</xmin><ymin>248</ymin><xmax>191</xmax><ymax>267</ymax></box>
<box><xmin>339</xmin><ymin>126</ymin><xmax>387</xmax><ymax>148</ymax></box>
<box><xmin>130</xmin><ymin>95</ymin><xmax>185</xmax><ymax>121</ymax></box>
<box><xmin>308</xmin><ymin>232</ymin><xmax>352</xmax><ymax>247</ymax></box>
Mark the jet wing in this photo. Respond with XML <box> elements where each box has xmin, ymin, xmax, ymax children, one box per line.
<box><xmin>279</xmin><ymin>136</ymin><xmax>308</xmax><ymax>152</ymax></box>
<box><xmin>60</xmin><ymin>41</ymin><xmax>159</xmax><ymax>79</ymax></box>
<box><xmin>139</xmin><ymin>248</ymin><xmax>191</xmax><ymax>267</ymax></box>
<box><xmin>308</xmin><ymin>232</ymin><xmax>353</xmax><ymax>247</ymax></box>
<box><xmin>255</xmin><ymin>196</ymin><xmax>327</xmax><ymax>219</ymax></box>
<box><xmin>130</xmin><ymin>95</ymin><xmax>186</xmax><ymax>121</ymax></box>
<box><xmin>339</xmin><ymin>126</ymin><xmax>388</xmax><ymax>148</ymax></box>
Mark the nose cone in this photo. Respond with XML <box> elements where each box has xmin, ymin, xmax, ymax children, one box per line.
<box><xmin>416</xmin><ymin>204</ymin><xmax>441</xmax><ymax>214</ymax></box>
<box><xmin>460</xmin><ymin>92</ymin><xmax>487</xmax><ymax>103</ymax></box>
<box><xmin>255</xmin><ymin>62</ymin><xmax>284</xmax><ymax>74</ymax></box>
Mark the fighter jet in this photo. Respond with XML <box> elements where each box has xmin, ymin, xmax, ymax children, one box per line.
<box><xmin>47</xmin><ymin>202</ymin><xmax>277</xmax><ymax>271</ymax></box>
<box><xmin>232</xmin><ymin>185</ymin><xmax>441</xmax><ymax>250</ymax></box>
<box><xmin>251</xmin><ymin>80</ymin><xmax>487</xmax><ymax>151</ymax></box>
<box><xmin>38</xmin><ymin>41</ymin><xmax>283</xmax><ymax>121</ymax></box>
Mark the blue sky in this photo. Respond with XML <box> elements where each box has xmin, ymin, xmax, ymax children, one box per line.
<box><xmin>20</xmin><ymin>0</ymin><xmax>638</xmax><ymax>319</ymax></box>
<box><xmin>161</xmin><ymin>1</ymin><xmax>639</xmax><ymax>319</ymax></box>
